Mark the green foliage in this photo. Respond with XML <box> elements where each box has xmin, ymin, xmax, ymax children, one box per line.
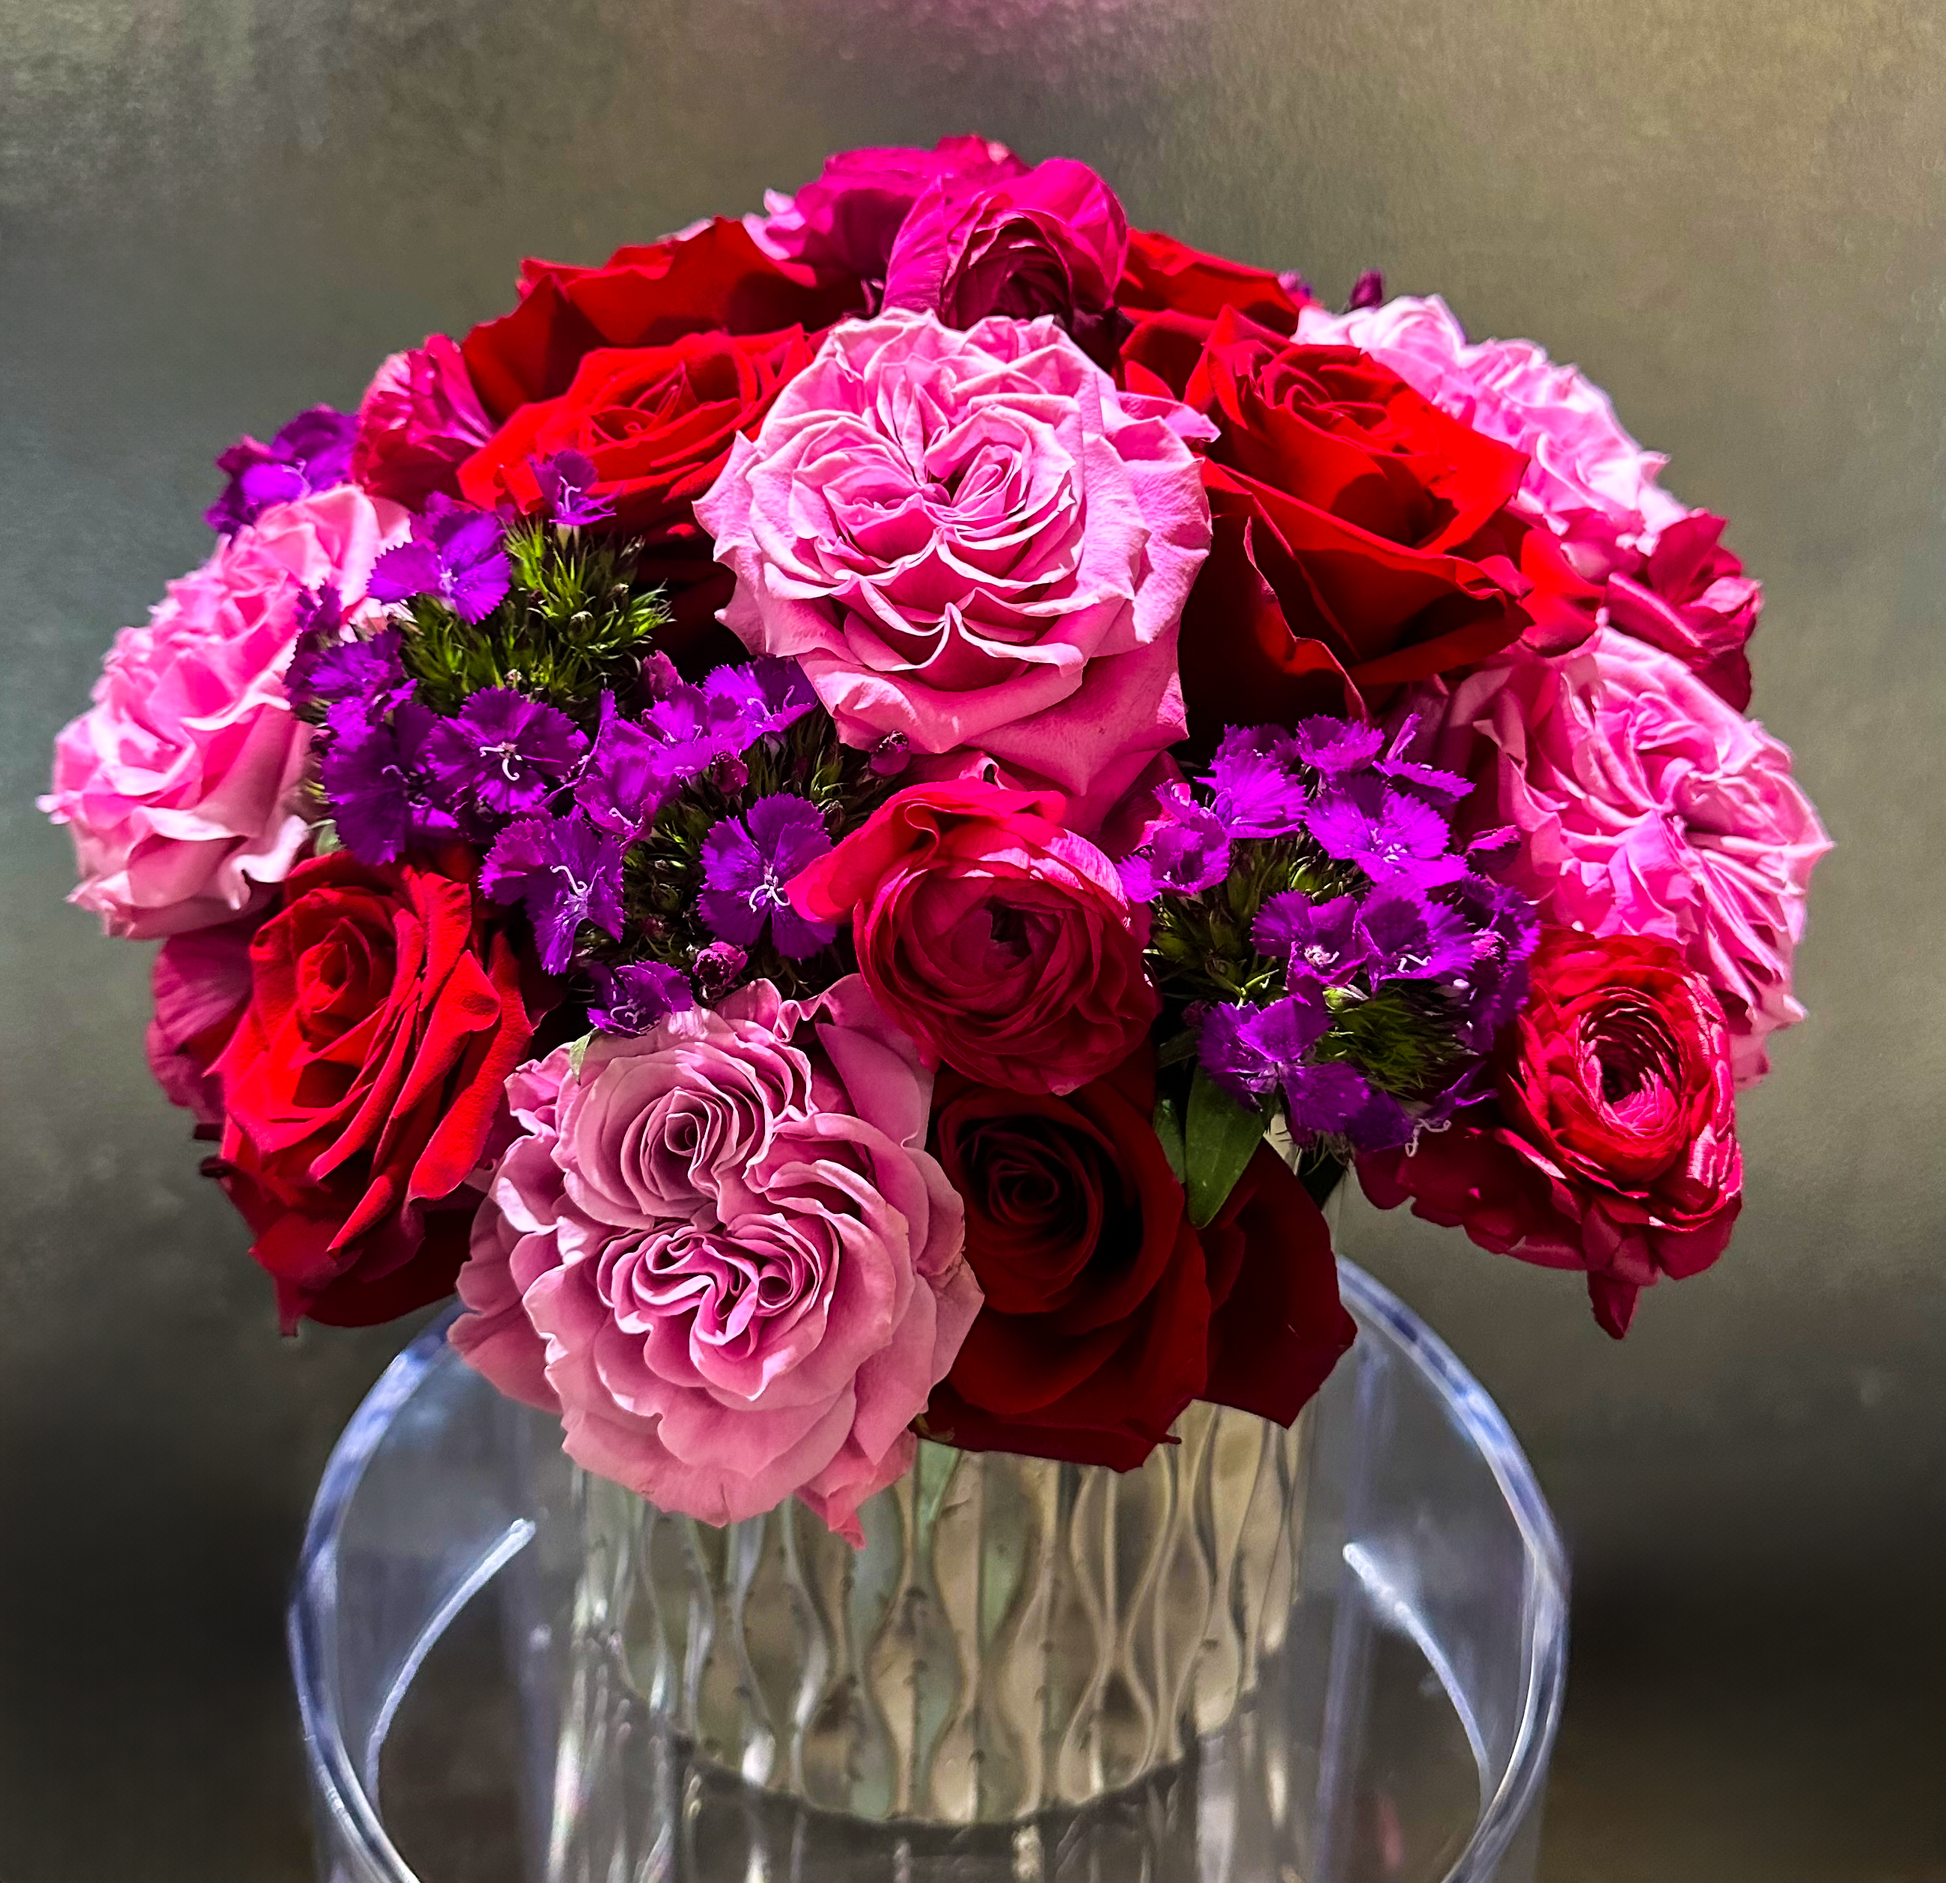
<box><xmin>1184</xmin><ymin>1066</ymin><xmax>1270</xmax><ymax>1227</ymax></box>
<box><xmin>1144</xmin><ymin>836</ymin><xmax>1361</xmax><ymax>1007</ymax></box>
<box><xmin>399</xmin><ymin>521</ymin><xmax>673</xmax><ymax>718</ymax></box>
<box><xmin>1316</xmin><ymin>980</ymin><xmax>1467</xmax><ymax>1097</ymax></box>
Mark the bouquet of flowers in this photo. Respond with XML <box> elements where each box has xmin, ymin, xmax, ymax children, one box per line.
<box><xmin>43</xmin><ymin>136</ymin><xmax>1826</xmax><ymax>1543</ymax></box>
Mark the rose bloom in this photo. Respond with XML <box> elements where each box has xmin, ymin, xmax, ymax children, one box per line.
<box><xmin>451</xmin><ymin>977</ymin><xmax>979</xmax><ymax>1542</ymax></box>
<box><xmin>696</xmin><ymin>312</ymin><xmax>1213</xmax><ymax>815</ymax></box>
<box><xmin>460</xmin><ymin>219</ymin><xmax>865</xmax><ymax>420</ymax></box>
<box><xmin>210</xmin><ymin>848</ymin><xmax>545</xmax><ymax>1330</ymax></box>
<box><xmin>1299</xmin><ymin>295</ymin><xmax>1763</xmax><ymax>707</ymax></box>
<box><xmin>747</xmin><ymin>135</ymin><xmax>1028</xmax><ymax>280</ymax></box>
<box><xmin>350</xmin><ymin>334</ymin><xmax>496</xmax><ymax>510</ymax></box>
<box><xmin>924</xmin><ymin>1048</ymin><xmax>1354</xmax><ymax>1467</ymax></box>
<box><xmin>40</xmin><ymin>486</ymin><xmax>408</xmax><ymax>938</ymax></box>
<box><xmin>457</xmin><ymin>329</ymin><xmax>814</xmax><ymax>657</ymax></box>
<box><xmin>1116</xmin><ymin>227</ymin><xmax>1310</xmax><ymax>341</ymax></box>
<box><xmin>790</xmin><ymin>780</ymin><xmax>1157</xmax><ymax>1098</ymax></box>
<box><xmin>1119</xmin><ymin>307</ymin><xmax>1597</xmax><ymax>744</ymax></box>
<box><xmin>880</xmin><ymin>157</ymin><xmax>1127</xmax><ymax>331</ymax></box>
<box><xmin>145</xmin><ymin>916</ymin><xmax>259</xmax><ymax>1134</ymax></box>
<box><xmin>1361</xmin><ymin>928</ymin><xmax>1743</xmax><ymax>1337</ymax></box>
<box><xmin>1401</xmin><ymin>627</ymin><xmax>1829</xmax><ymax>1085</ymax></box>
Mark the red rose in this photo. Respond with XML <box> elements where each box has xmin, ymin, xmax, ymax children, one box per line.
<box><xmin>460</xmin><ymin>219</ymin><xmax>864</xmax><ymax>422</ymax></box>
<box><xmin>924</xmin><ymin>1049</ymin><xmax>1354</xmax><ymax>1467</ymax></box>
<box><xmin>1116</xmin><ymin>228</ymin><xmax>1310</xmax><ymax>338</ymax></box>
<box><xmin>210</xmin><ymin>849</ymin><xmax>547</xmax><ymax>1330</ymax></box>
<box><xmin>1360</xmin><ymin>927</ymin><xmax>1742</xmax><ymax>1336</ymax></box>
<box><xmin>788</xmin><ymin>780</ymin><xmax>1157</xmax><ymax>1097</ymax></box>
<box><xmin>456</xmin><ymin>328</ymin><xmax>814</xmax><ymax>661</ymax></box>
<box><xmin>1125</xmin><ymin>307</ymin><xmax>1597</xmax><ymax>742</ymax></box>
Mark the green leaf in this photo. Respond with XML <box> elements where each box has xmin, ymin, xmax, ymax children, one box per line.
<box><xmin>309</xmin><ymin>819</ymin><xmax>342</xmax><ymax>856</ymax></box>
<box><xmin>566</xmin><ymin>1030</ymin><xmax>596</xmax><ymax>1079</ymax></box>
<box><xmin>1184</xmin><ymin>1067</ymin><xmax>1269</xmax><ymax>1228</ymax></box>
<box><xmin>1153</xmin><ymin>1092</ymin><xmax>1187</xmax><ymax>1183</ymax></box>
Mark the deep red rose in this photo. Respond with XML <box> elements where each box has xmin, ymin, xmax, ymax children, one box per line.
<box><xmin>924</xmin><ymin>1049</ymin><xmax>1355</xmax><ymax>1467</ymax></box>
<box><xmin>460</xmin><ymin>219</ymin><xmax>865</xmax><ymax>422</ymax></box>
<box><xmin>1127</xmin><ymin>307</ymin><xmax>1598</xmax><ymax>742</ymax></box>
<box><xmin>456</xmin><ymin>328</ymin><xmax>814</xmax><ymax>662</ymax></box>
<box><xmin>1359</xmin><ymin>927</ymin><xmax>1742</xmax><ymax>1337</ymax></box>
<box><xmin>209</xmin><ymin>848</ymin><xmax>547</xmax><ymax>1330</ymax></box>
<box><xmin>1116</xmin><ymin>228</ymin><xmax>1310</xmax><ymax>339</ymax></box>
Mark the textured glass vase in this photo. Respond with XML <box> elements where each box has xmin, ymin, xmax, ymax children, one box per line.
<box><xmin>566</xmin><ymin>1403</ymin><xmax>1307</xmax><ymax>1827</ymax></box>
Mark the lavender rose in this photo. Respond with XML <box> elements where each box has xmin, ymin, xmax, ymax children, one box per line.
<box><xmin>695</xmin><ymin>312</ymin><xmax>1214</xmax><ymax>822</ymax></box>
<box><xmin>451</xmin><ymin>977</ymin><xmax>980</xmax><ymax>1542</ymax></box>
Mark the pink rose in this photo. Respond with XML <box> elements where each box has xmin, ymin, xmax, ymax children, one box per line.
<box><xmin>881</xmin><ymin>157</ymin><xmax>1128</xmax><ymax>331</ymax></box>
<box><xmin>349</xmin><ymin>334</ymin><xmax>495</xmax><ymax>509</ymax></box>
<box><xmin>145</xmin><ymin>917</ymin><xmax>259</xmax><ymax>1131</ymax></box>
<box><xmin>451</xmin><ymin>977</ymin><xmax>980</xmax><ymax>1543</ymax></box>
<box><xmin>695</xmin><ymin>312</ymin><xmax>1213</xmax><ymax>814</ymax></box>
<box><xmin>40</xmin><ymin>486</ymin><xmax>409</xmax><ymax>938</ymax></box>
<box><xmin>1400</xmin><ymin>627</ymin><xmax>1829</xmax><ymax>1086</ymax></box>
<box><xmin>1297</xmin><ymin>294</ymin><xmax>1688</xmax><ymax>544</ymax></box>
<box><xmin>788</xmin><ymin>779</ymin><xmax>1158</xmax><ymax>1097</ymax></box>
<box><xmin>746</xmin><ymin>135</ymin><xmax>1028</xmax><ymax>280</ymax></box>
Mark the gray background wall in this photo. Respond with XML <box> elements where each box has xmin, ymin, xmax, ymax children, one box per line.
<box><xmin>1</xmin><ymin>1</ymin><xmax>1940</xmax><ymax>1876</ymax></box>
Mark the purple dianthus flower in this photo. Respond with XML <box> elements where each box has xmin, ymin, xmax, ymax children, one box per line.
<box><xmin>366</xmin><ymin>494</ymin><xmax>513</xmax><ymax>624</ymax></box>
<box><xmin>1255</xmin><ymin>890</ymin><xmax>1368</xmax><ymax>983</ymax></box>
<box><xmin>481</xmin><ymin>812</ymin><xmax>625</xmax><ymax>974</ymax></box>
<box><xmin>1303</xmin><ymin>773</ymin><xmax>1469</xmax><ymax>887</ymax></box>
<box><xmin>1118</xmin><ymin>785</ymin><xmax>1230</xmax><ymax>902</ymax></box>
<box><xmin>424</xmin><ymin>689</ymin><xmax>588</xmax><ymax>821</ymax></box>
<box><xmin>318</xmin><ymin>700</ymin><xmax>450</xmax><ymax>865</ymax></box>
<box><xmin>207</xmin><ymin>406</ymin><xmax>357</xmax><ymax>535</ymax></box>
<box><xmin>586</xmin><ymin>959</ymin><xmax>694</xmax><ymax>1034</ymax></box>
<box><xmin>1204</xmin><ymin>725</ymin><xmax>1311</xmax><ymax>838</ymax></box>
<box><xmin>699</xmin><ymin>795</ymin><xmax>837</xmax><ymax>960</ymax></box>
<box><xmin>530</xmin><ymin>449</ymin><xmax>615</xmax><ymax>528</ymax></box>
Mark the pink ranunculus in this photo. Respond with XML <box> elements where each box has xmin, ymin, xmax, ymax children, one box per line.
<box><xmin>788</xmin><ymin>779</ymin><xmax>1159</xmax><ymax>1098</ymax></box>
<box><xmin>1401</xmin><ymin>627</ymin><xmax>1829</xmax><ymax>1086</ymax></box>
<box><xmin>746</xmin><ymin>135</ymin><xmax>1028</xmax><ymax>281</ymax></box>
<box><xmin>40</xmin><ymin>486</ymin><xmax>409</xmax><ymax>939</ymax></box>
<box><xmin>880</xmin><ymin>157</ymin><xmax>1128</xmax><ymax>331</ymax></box>
<box><xmin>1297</xmin><ymin>293</ymin><xmax>1689</xmax><ymax>548</ymax></box>
<box><xmin>695</xmin><ymin>312</ymin><xmax>1214</xmax><ymax>810</ymax></box>
<box><xmin>450</xmin><ymin>977</ymin><xmax>981</xmax><ymax>1543</ymax></box>
<box><xmin>350</xmin><ymin>334</ymin><xmax>496</xmax><ymax>509</ymax></box>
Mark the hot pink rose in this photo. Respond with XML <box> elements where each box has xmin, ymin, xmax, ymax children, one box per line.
<box><xmin>451</xmin><ymin>977</ymin><xmax>980</xmax><ymax>1543</ymax></box>
<box><xmin>695</xmin><ymin>312</ymin><xmax>1213</xmax><ymax>816</ymax></box>
<box><xmin>788</xmin><ymin>779</ymin><xmax>1158</xmax><ymax>1097</ymax></box>
<box><xmin>349</xmin><ymin>334</ymin><xmax>495</xmax><ymax>509</ymax></box>
<box><xmin>145</xmin><ymin>917</ymin><xmax>259</xmax><ymax>1132</ymax></box>
<box><xmin>746</xmin><ymin>135</ymin><xmax>1028</xmax><ymax>280</ymax></box>
<box><xmin>881</xmin><ymin>157</ymin><xmax>1128</xmax><ymax>331</ymax></box>
<box><xmin>1400</xmin><ymin>627</ymin><xmax>1829</xmax><ymax>1086</ymax></box>
<box><xmin>40</xmin><ymin>486</ymin><xmax>409</xmax><ymax>938</ymax></box>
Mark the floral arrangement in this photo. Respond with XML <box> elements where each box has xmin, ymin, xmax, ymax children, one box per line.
<box><xmin>44</xmin><ymin>137</ymin><xmax>1827</xmax><ymax>1542</ymax></box>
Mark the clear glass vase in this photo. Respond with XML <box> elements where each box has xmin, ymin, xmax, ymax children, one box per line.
<box><xmin>569</xmin><ymin>1402</ymin><xmax>1305</xmax><ymax>1826</ymax></box>
<box><xmin>291</xmin><ymin>1260</ymin><xmax>1567</xmax><ymax>1883</ymax></box>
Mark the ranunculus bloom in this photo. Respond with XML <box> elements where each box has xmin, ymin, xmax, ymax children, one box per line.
<box><xmin>1125</xmin><ymin>308</ymin><xmax>1594</xmax><ymax>743</ymax></box>
<box><xmin>789</xmin><ymin>780</ymin><xmax>1158</xmax><ymax>1097</ymax></box>
<box><xmin>1361</xmin><ymin>927</ymin><xmax>1743</xmax><ymax>1337</ymax></box>
<box><xmin>460</xmin><ymin>219</ymin><xmax>865</xmax><ymax>421</ymax></box>
<box><xmin>696</xmin><ymin>312</ymin><xmax>1213</xmax><ymax>811</ymax></box>
<box><xmin>923</xmin><ymin>1048</ymin><xmax>1354</xmax><ymax>1467</ymax></box>
<box><xmin>747</xmin><ymin>135</ymin><xmax>1028</xmax><ymax>279</ymax></box>
<box><xmin>1400</xmin><ymin>627</ymin><xmax>1829</xmax><ymax>1085</ymax></box>
<box><xmin>450</xmin><ymin>977</ymin><xmax>980</xmax><ymax>1543</ymax></box>
<box><xmin>40</xmin><ymin>486</ymin><xmax>409</xmax><ymax>939</ymax></box>
<box><xmin>145</xmin><ymin>917</ymin><xmax>259</xmax><ymax>1134</ymax></box>
<box><xmin>881</xmin><ymin>157</ymin><xmax>1127</xmax><ymax>331</ymax></box>
<box><xmin>350</xmin><ymin>334</ymin><xmax>495</xmax><ymax>509</ymax></box>
<box><xmin>1116</xmin><ymin>227</ymin><xmax>1310</xmax><ymax>344</ymax></box>
<box><xmin>457</xmin><ymin>329</ymin><xmax>814</xmax><ymax>656</ymax></box>
<box><xmin>211</xmin><ymin>848</ymin><xmax>545</xmax><ymax>1330</ymax></box>
<box><xmin>1298</xmin><ymin>295</ymin><xmax>1762</xmax><ymax>705</ymax></box>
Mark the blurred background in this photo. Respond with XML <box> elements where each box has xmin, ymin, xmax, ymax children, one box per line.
<box><xmin>2</xmin><ymin>0</ymin><xmax>1941</xmax><ymax>1876</ymax></box>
